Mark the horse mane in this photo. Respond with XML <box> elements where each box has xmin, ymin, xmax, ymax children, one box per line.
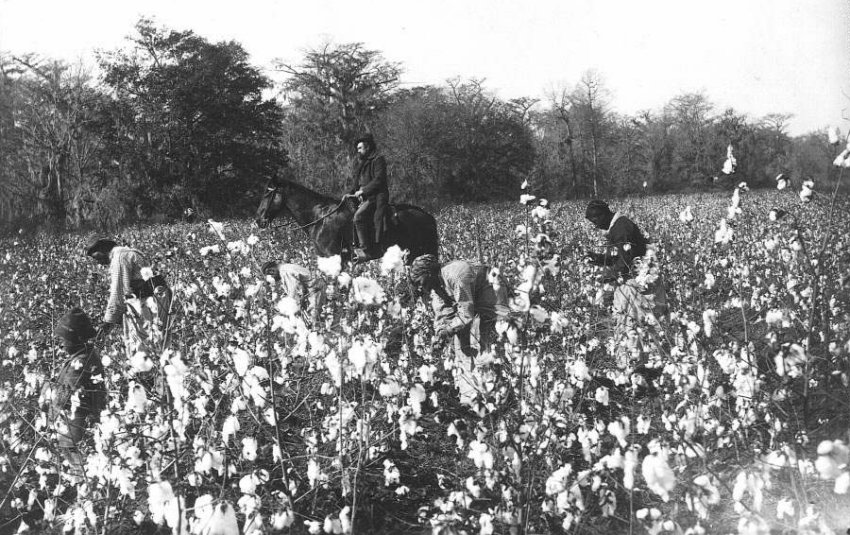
<box><xmin>276</xmin><ymin>178</ymin><xmax>340</xmax><ymax>206</ymax></box>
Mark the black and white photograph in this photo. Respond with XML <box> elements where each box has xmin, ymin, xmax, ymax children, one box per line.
<box><xmin>1</xmin><ymin>1</ymin><xmax>849</xmax><ymax>533</ymax></box>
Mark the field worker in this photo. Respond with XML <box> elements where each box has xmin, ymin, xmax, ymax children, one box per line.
<box><xmin>41</xmin><ymin>308</ymin><xmax>106</xmax><ymax>469</ymax></box>
<box><xmin>349</xmin><ymin>133</ymin><xmax>389</xmax><ymax>261</ymax></box>
<box><xmin>409</xmin><ymin>254</ymin><xmax>510</xmax><ymax>406</ymax></box>
<box><xmin>583</xmin><ymin>200</ymin><xmax>667</xmax><ymax>326</ymax></box>
<box><xmin>85</xmin><ymin>238</ymin><xmax>171</xmax><ymax>355</ymax></box>
<box><xmin>262</xmin><ymin>260</ymin><xmax>327</xmax><ymax>323</ymax></box>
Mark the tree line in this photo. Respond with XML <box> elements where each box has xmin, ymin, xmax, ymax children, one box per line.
<box><xmin>0</xmin><ymin>19</ymin><xmax>840</xmax><ymax>230</ymax></box>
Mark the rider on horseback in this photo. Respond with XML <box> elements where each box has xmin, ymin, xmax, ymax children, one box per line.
<box><xmin>349</xmin><ymin>133</ymin><xmax>389</xmax><ymax>261</ymax></box>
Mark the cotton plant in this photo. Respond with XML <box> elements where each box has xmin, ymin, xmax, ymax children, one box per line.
<box><xmin>7</xmin><ymin>183</ymin><xmax>850</xmax><ymax>534</ymax></box>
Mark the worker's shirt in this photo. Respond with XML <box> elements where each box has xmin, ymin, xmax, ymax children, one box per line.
<box><xmin>431</xmin><ymin>261</ymin><xmax>509</xmax><ymax>332</ymax></box>
<box><xmin>589</xmin><ymin>213</ymin><xmax>649</xmax><ymax>282</ymax></box>
<box><xmin>105</xmin><ymin>247</ymin><xmax>146</xmax><ymax>324</ymax></box>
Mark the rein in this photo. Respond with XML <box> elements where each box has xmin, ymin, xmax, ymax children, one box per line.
<box><xmin>264</xmin><ymin>187</ymin><xmax>350</xmax><ymax>231</ymax></box>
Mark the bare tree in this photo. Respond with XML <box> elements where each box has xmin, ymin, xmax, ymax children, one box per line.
<box><xmin>275</xmin><ymin>42</ymin><xmax>401</xmax><ymax>150</ymax></box>
<box><xmin>1</xmin><ymin>55</ymin><xmax>101</xmax><ymax>224</ymax></box>
<box><xmin>548</xmin><ymin>87</ymin><xmax>579</xmax><ymax>194</ymax></box>
<box><xmin>573</xmin><ymin>70</ymin><xmax>611</xmax><ymax>197</ymax></box>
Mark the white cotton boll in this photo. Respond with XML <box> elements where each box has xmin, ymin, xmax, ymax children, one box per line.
<box><xmin>147</xmin><ymin>481</ymin><xmax>175</xmax><ymax>525</ymax></box>
<box><xmin>226</xmin><ymin>240</ymin><xmax>248</xmax><ymax>255</ymax></box>
<box><xmin>231</xmin><ymin>348</ymin><xmax>251</xmax><ymax>377</ymax></box>
<box><xmin>775</xmin><ymin>498</ymin><xmax>795</xmax><ymax>520</ymax></box>
<box><xmin>221</xmin><ymin>415</ymin><xmax>240</xmax><ymax>445</ymax></box>
<box><xmin>623</xmin><ymin>449</ymin><xmax>638</xmax><ymax>490</ymax></box>
<box><xmin>595</xmin><ymin>387</ymin><xmax>609</xmax><ymax>406</ymax></box>
<box><xmin>505</xmin><ymin>324</ymin><xmax>520</xmax><ymax>345</ymax></box>
<box><xmin>419</xmin><ymin>364</ymin><xmax>436</xmax><ymax>383</ymax></box>
<box><xmin>380</xmin><ymin>245</ymin><xmax>407</xmax><ymax>275</ymax></box>
<box><xmin>834</xmin><ymin>472</ymin><xmax>850</xmax><ymax>494</ymax></box>
<box><xmin>521</xmin><ymin>179</ymin><xmax>529</xmax><ymax>190</ymax></box>
<box><xmin>730</xmin><ymin>187</ymin><xmax>741</xmax><ymax>209</ymax></box>
<box><xmin>207</xmin><ymin>219</ymin><xmax>226</xmax><ymax>240</ymax></box>
<box><xmin>641</xmin><ymin>453</ymin><xmax>676</xmax><ymax>501</ymax></box>
<box><xmin>242</xmin><ymin>437</ymin><xmax>258</xmax><ymax>461</ymax></box>
<box><xmin>208</xmin><ymin>502</ymin><xmax>240</xmax><ymax>535</ymax></box>
<box><xmin>125</xmin><ymin>382</ymin><xmax>147</xmax><ymax>413</ymax></box>
<box><xmin>679</xmin><ymin>205</ymin><xmax>694</xmax><ymax>223</ymax></box>
<box><xmin>383</xmin><ymin>460</ymin><xmax>401</xmax><ymax>486</ymax></box>
<box><xmin>520</xmin><ymin>194</ymin><xmax>536</xmax><ymax>205</ymax></box>
<box><xmin>317</xmin><ymin>255</ymin><xmax>342</xmax><ymax>277</ymax></box>
<box><xmin>478</xmin><ymin>513</ymin><xmax>494</xmax><ymax>535</ymax></box>
<box><xmin>531</xmin><ymin>204</ymin><xmax>551</xmax><ymax>220</ymax></box>
<box><xmin>130</xmin><ymin>351</ymin><xmax>154</xmax><ymax>373</ymax></box>
<box><xmin>200</xmin><ymin>244</ymin><xmax>221</xmax><ymax>256</ymax></box>
<box><xmin>607</xmin><ymin>421</ymin><xmax>628</xmax><ymax>448</ymax></box>
<box><xmin>714</xmin><ymin>219</ymin><xmax>733</xmax><ymax>244</ymax></box>
<box><xmin>239</xmin><ymin>474</ymin><xmax>257</xmax><ymax>494</ymax></box>
<box><xmin>702</xmin><ymin>309</ymin><xmax>717</xmax><ymax>338</ymax></box>
<box><xmin>272</xmin><ymin>510</ymin><xmax>295</xmax><ymax>529</ymax></box>
<box><xmin>339</xmin><ymin>506</ymin><xmax>351</xmax><ymax>534</ymax></box>
<box><xmin>828</xmin><ymin>126</ymin><xmax>841</xmax><ymax>145</ymax></box>
<box><xmin>408</xmin><ymin>384</ymin><xmax>427</xmax><ymax>417</ymax></box>
<box><xmin>727</xmin><ymin>206</ymin><xmax>740</xmax><ymax>220</ymax></box>
<box><xmin>514</xmin><ymin>224</ymin><xmax>528</xmax><ymax>238</ymax></box>
<box><xmin>832</xmin><ymin>149</ymin><xmax>849</xmax><ymax>167</ymax></box>
<box><xmin>488</xmin><ymin>267</ymin><xmax>501</xmax><ymax>291</ymax></box>
<box><xmin>276</xmin><ymin>297</ymin><xmax>300</xmax><ymax>317</ymax></box>
<box><xmin>347</xmin><ymin>340</ymin><xmax>378</xmax><ymax>379</ymax></box>
<box><xmin>193</xmin><ymin>494</ymin><xmax>214</xmax><ymax>524</ymax></box>
<box><xmin>352</xmin><ymin>276</ymin><xmax>386</xmax><ymax>306</ymax></box>
<box><xmin>379</xmin><ymin>379</ymin><xmax>401</xmax><ymax>397</ymax></box>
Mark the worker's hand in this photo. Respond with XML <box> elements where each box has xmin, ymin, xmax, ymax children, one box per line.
<box><xmin>97</xmin><ymin>322</ymin><xmax>115</xmax><ymax>336</ymax></box>
<box><xmin>354</xmin><ymin>189</ymin><xmax>364</xmax><ymax>199</ymax></box>
<box><xmin>601</xmin><ymin>273</ymin><xmax>618</xmax><ymax>285</ymax></box>
<box><xmin>436</xmin><ymin>327</ymin><xmax>453</xmax><ymax>340</ymax></box>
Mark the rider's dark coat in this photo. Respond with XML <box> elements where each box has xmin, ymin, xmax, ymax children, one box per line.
<box><xmin>352</xmin><ymin>151</ymin><xmax>390</xmax><ymax>243</ymax></box>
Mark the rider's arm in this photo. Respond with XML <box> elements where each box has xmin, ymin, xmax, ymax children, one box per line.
<box><xmin>359</xmin><ymin>156</ymin><xmax>387</xmax><ymax>197</ymax></box>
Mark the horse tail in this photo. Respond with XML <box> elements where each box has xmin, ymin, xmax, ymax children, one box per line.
<box><xmin>392</xmin><ymin>203</ymin><xmax>439</xmax><ymax>261</ymax></box>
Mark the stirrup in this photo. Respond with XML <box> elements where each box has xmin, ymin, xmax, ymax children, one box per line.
<box><xmin>354</xmin><ymin>247</ymin><xmax>373</xmax><ymax>261</ymax></box>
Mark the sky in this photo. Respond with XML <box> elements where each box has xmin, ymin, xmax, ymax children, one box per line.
<box><xmin>1</xmin><ymin>0</ymin><xmax>848</xmax><ymax>135</ymax></box>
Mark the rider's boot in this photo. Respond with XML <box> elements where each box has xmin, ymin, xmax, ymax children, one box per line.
<box><xmin>354</xmin><ymin>223</ymin><xmax>373</xmax><ymax>261</ymax></box>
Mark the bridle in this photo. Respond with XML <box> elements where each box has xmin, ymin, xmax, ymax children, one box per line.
<box><xmin>260</xmin><ymin>184</ymin><xmax>351</xmax><ymax>232</ymax></box>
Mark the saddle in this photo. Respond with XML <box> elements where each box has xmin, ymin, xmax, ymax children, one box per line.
<box><xmin>387</xmin><ymin>204</ymin><xmax>401</xmax><ymax>226</ymax></box>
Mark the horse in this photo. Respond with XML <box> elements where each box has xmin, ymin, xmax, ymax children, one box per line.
<box><xmin>255</xmin><ymin>178</ymin><xmax>439</xmax><ymax>264</ymax></box>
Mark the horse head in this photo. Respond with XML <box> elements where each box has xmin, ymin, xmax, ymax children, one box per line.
<box><xmin>256</xmin><ymin>180</ymin><xmax>283</xmax><ymax>228</ymax></box>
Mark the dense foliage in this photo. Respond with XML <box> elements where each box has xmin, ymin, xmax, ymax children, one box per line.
<box><xmin>2</xmin><ymin>158</ymin><xmax>850</xmax><ymax>533</ymax></box>
<box><xmin>1</xmin><ymin>20</ymin><xmax>844</xmax><ymax>229</ymax></box>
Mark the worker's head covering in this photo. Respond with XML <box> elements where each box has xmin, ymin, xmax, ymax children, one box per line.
<box><xmin>409</xmin><ymin>254</ymin><xmax>440</xmax><ymax>283</ymax></box>
<box><xmin>585</xmin><ymin>200</ymin><xmax>612</xmax><ymax>220</ymax></box>
<box><xmin>262</xmin><ymin>260</ymin><xmax>281</xmax><ymax>281</ymax></box>
<box><xmin>85</xmin><ymin>238</ymin><xmax>116</xmax><ymax>257</ymax></box>
<box><xmin>55</xmin><ymin>308</ymin><xmax>96</xmax><ymax>344</ymax></box>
